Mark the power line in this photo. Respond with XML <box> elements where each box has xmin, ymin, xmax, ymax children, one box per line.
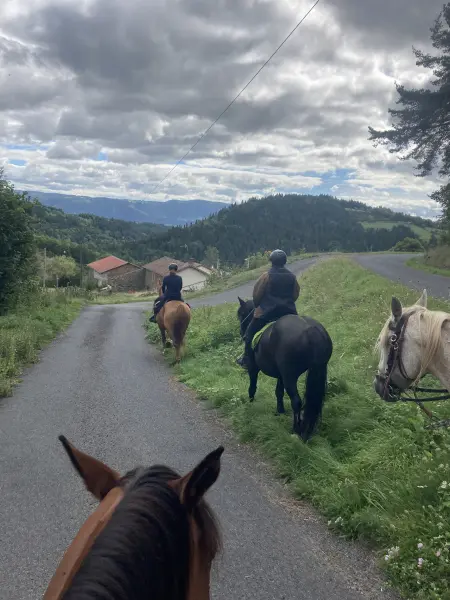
<box><xmin>151</xmin><ymin>0</ymin><xmax>321</xmax><ymax>193</ymax></box>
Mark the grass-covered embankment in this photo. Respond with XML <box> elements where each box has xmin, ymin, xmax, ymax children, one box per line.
<box><xmin>146</xmin><ymin>258</ymin><xmax>450</xmax><ymax>599</ymax></box>
<box><xmin>407</xmin><ymin>256</ymin><xmax>450</xmax><ymax>278</ymax></box>
<box><xmin>0</xmin><ymin>288</ymin><xmax>85</xmax><ymax>397</ymax></box>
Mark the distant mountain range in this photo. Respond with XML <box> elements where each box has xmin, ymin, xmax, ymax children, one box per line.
<box><xmin>22</xmin><ymin>191</ymin><xmax>227</xmax><ymax>225</ymax></box>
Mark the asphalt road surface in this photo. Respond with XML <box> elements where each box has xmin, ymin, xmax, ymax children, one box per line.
<box><xmin>354</xmin><ymin>253</ymin><xmax>450</xmax><ymax>300</ymax></box>
<box><xmin>3</xmin><ymin>253</ymin><xmax>447</xmax><ymax>599</ymax></box>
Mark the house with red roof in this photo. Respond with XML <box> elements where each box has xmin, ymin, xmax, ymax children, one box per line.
<box><xmin>86</xmin><ymin>255</ymin><xmax>145</xmax><ymax>291</ymax></box>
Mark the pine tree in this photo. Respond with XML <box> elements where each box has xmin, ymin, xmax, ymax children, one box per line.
<box><xmin>369</xmin><ymin>4</ymin><xmax>450</xmax><ymax>230</ymax></box>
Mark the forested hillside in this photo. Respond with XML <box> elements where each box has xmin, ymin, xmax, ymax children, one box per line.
<box><xmin>31</xmin><ymin>203</ymin><xmax>166</xmax><ymax>264</ymax></box>
<box><xmin>30</xmin><ymin>193</ymin><xmax>438</xmax><ymax>266</ymax></box>
<box><xmin>147</xmin><ymin>194</ymin><xmax>437</xmax><ymax>264</ymax></box>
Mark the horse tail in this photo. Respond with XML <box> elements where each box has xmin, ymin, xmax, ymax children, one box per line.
<box><xmin>172</xmin><ymin>304</ymin><xmax>190</xmax><ymax>347</ymax></box>
<box><xmin>303</xmin><ymin>362</ymin><xmax>328</xmax><ymax>441</ymax></box>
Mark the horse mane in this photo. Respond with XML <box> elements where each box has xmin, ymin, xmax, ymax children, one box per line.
<box><xmin>63</xmin><ymin>465</ymin><xmax>221</xmax><ymax>600</ymax></box>
<box><xmin>377</xmin><ymin>304</ymin><xmax>450</xmax><ymax>382</ymax></box>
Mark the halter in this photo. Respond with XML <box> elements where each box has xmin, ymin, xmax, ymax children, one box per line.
<box><xmin>381</xmin><ymin>313</ymin><xmax>450</xmax><ymax>429</ymax></box>
<box><xmin>44</xmin><ymin>486</ymin><xmax>124</xmax><ymax>600</ymax></box>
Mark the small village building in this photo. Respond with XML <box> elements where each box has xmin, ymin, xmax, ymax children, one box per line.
<box><xmin>86</xmin><ymin>255</ymin><xmax>145</xmax><ymax>291</ymax></box>
<box><xmin>142</xmin><ymin>256</ymin><xmax>212</xmax><ymax>292</ymax></box>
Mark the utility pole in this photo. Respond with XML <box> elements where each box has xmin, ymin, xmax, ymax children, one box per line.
<box><xmin>43</xmin><ymin>247</ymin><xmax>47</xmax><ymax>288</ymax></box>
<box><xmin>79</xmin><ymin>243</ymin><xmax>83</xmax><ymax>288</ymax></box>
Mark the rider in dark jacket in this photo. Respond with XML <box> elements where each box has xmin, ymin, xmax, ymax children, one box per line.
<box><xmin>237</xmin><ymin>249</ymin><xmax>300</xmax><ymax>368</ymax></box>
<box><xmin>149</xmin><ymin>263</ymin><xmax>183</xmax><ymax>323</ymax></box>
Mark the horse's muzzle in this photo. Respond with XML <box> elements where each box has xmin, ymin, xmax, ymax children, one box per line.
<box><xmin>373</xmin><ymin>374</ymin><xmax>400</xmax><ymax>403</ymax></box>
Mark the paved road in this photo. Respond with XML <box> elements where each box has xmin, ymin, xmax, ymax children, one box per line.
<box><xmin>0</xmin><ymin>256</ymin><xmax>396</xmax><ymax>600</ymax></box>
<box><xmin>354</xmin><ymin>253</ymin><xmax>450</xmax><ymax>300</ymax></box>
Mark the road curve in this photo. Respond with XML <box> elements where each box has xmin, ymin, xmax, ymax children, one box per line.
<box><xmin>0</xmin><ymin>256</ymin><xmax>396</xmax><ymax>600</ymax></box>
<box><xmin>353</xmin><ymin>253</ymin><xmax>450</xmax><ymax>300</ymax></box>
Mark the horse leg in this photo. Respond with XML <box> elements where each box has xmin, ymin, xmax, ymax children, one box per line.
<box><xmin>275</xmin><ymin>377</ymin><xmax>286</xmax><ymax>415</ymax></box>
<box><xmin>158</xmin><ymin>325</ymin><xmax>166</xmax><ymax>347</ymax></box>
<box><xmin>248</xmin><ymin>365</ymin><xmax>260</xmax><ymax>401</ymax></box>
<box><xmin>284</xmin><ymin>376</ymin><xmax>303</xmax><ymax>436</ymax></box>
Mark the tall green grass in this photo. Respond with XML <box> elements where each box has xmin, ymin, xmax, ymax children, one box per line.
<box><xmin>0</xmin><ymin>286</ymin><xmax>85</xmax><ymax>396</ymax></box>
<box><xmin>146</xmin><ymin>258</ymin><xmax>450</xmax><ymax>599</ymax></box>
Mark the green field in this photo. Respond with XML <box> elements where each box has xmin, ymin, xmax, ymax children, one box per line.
<box><xmin>146</xmin><ymin>258</ymin><xmax>450</xmax><ymax>599</ymax></box>
<box><xmin>361</xmin><ymin>221</ymin><xmax>434</xmax><ymax>241</ymax></box>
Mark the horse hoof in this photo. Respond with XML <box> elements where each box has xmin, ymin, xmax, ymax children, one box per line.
<box><xmin>249</xmin><ymin>397</ymin><xmax>255</xmax><ymax>402</ymax></box>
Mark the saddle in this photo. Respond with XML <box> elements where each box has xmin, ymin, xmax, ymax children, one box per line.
<box><xmin>251</xmin><ymin>322</ymin><xmax>273</xmax><ymax>350</ymax></box>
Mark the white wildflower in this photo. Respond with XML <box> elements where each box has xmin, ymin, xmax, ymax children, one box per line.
<box><xmin>417</xmin><ymin>542</ymin><xmax>424</xmax><ymax>550</ymax></box>
<box><xmin>417</xmin><ymin>557</ymin><xmax>423</xmax><ymax>568</ymax></box>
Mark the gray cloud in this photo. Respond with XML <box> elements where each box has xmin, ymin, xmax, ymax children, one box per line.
<box><xmin>0</xmin><ymin>0</ymin><xmax>443</xmax><ymax>216</ymax></box>
<box><xmin>327</xmin><ymin>0</ymin><xmax>444</xmax><ymax>47</ymax></box>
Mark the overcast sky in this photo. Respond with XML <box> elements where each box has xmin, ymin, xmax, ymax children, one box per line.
<box><xmin>0</xmin><ymin>0</ymin><xmax>445</xmax><ymax>216</ymax></box>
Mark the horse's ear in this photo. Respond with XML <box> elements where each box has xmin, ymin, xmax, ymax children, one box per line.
<box><xmin>178</xmin><ymin>446</ymin><xmax>224</xmax><ymax>511</ymax></box>
<box><xmin>391</xmin><ymin>296</ymin><xmax>403</xmax><ymax>321</ymax></box>
<box><xmin>238</xmin><ymin>296</ymin><xmax>246</xmax><ymax>307</ymax></box>
<box><xmin>58</xmin><ymin>435</ymin><xmax>120</xmax><ymax>501</ymax></box>
<box><xmin>416</xmin><ymin>289</ymin><xmax>427</xmax><ymax>308</ymax></box>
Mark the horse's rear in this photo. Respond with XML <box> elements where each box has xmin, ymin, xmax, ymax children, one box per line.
<box><xmin>255</xmin><ymin>314</ymin><xmax>333</xmax><ymax>440</ymax></box>
<box><xmin>159</xmin><ymin>301</ymin><xmax>191</xmax><ymax>362</ymax></box>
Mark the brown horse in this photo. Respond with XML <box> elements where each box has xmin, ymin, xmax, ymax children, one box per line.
<box><xmin>155</xmin><ymin>282</ymin><xmax>191</xmax><ymax>362</ymax></box>
<box><xmin>44</xmin><ymin>435</ymin><xmax>224</xmax><ymax>600</ymax></box>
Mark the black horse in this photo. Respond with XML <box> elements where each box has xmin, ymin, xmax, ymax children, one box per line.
<box><xmin>237</xmin><ymin>297</ymin><xmax>333</xmax><ymax>441</ymax></box>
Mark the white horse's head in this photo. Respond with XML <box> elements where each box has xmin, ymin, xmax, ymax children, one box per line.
<box><xmin>373</xmin><ymin>289</ymin><xmax>439</xmax><ymax>400</ymax></box>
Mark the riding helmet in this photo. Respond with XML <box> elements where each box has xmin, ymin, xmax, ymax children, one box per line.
<box><xmin>269</xmin><ymin>249</ymin><xmax>287</xmax><ymax>266</ymax></box>
<box><xmin>168</xmin><ymin>263</ymin><xmax>178</xmax><ymax>271</ymax></box>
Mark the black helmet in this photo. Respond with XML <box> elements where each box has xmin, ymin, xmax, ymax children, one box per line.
<box><xmin>168</xmin><ymin>263</ymin><xmax>178</xmax><ymax>271</ymax></box>
<box><xmin>269</xmin><ymin>249</ymin><xmax>287</xmax><ymax>266</ymax></box>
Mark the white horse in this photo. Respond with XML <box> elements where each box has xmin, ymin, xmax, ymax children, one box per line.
<box><xmin>374</xmin><ymin>289</ymin><xmax>450</xmax><ymax>411</ymax></box>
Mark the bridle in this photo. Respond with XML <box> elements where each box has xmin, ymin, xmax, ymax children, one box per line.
<box><xmin>380</xmin><ymin>313</ymin><xmax>450</xmax><ymax>428</ymax></box>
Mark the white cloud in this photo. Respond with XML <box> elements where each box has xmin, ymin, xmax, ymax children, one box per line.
<box><xmin>0</xmin><ymin>0</ymin><xmax>445</xmax><ymax>217</ymax></box>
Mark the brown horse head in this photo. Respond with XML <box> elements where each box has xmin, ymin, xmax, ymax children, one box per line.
<box><xmin>45</xmin><ymin>436</ymin><xmax>223</xmax><ymax>600</ymax></box>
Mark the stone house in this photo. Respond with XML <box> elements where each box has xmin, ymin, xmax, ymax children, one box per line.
<box><xmin>86</xmin><ymin>255</ymin><xmax>145</xmax><ymax>291</ymax></box>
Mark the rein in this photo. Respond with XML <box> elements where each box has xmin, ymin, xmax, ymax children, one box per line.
<box><xmin>239</xmin><ymin>308</ymin><xmax>255</xmax><ymax>337</ymax></box>
<box><xmin>382</xmin><ymin>313</ymin><xmax>450</xmax><ymax>429</ymax></box>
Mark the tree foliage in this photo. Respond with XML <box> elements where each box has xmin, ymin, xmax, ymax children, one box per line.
<box><xmin>391</xmin><ymin>237</ymin><xmax>424</xmax><ymax>252</ymax></box>
<box><xmin>36</xmin><ymin>252</ymin><xmax>78</xmax><ymax>286</ymax></box>
<box><xmin>30</xmin><ymin>190</ymin><xmax>437</xmax><ymax>267</ymax></box>
<box><xmin>0</xmin><ymin>171</ymin><xmax>36</xmax><ymax>313</ymax></box>
<box><xmin>368</xmin><ymin>3</ymin><xmax>450</xmax><ymax>228</ymax></box>
<box><xmin>152</xmin><ymin>194</ymin><xmax>431</xmax><ymax>265</ymax></box>
<box><xmin>31</xmin><ymin>202</ymin><xmax>166</xmax><ymax>264</ymax></box>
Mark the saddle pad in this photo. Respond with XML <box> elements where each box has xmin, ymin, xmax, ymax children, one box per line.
<box><xmin>251</xmin><ymin>322</ymin><xmax>273</xmax><ymax>350</ymax></box>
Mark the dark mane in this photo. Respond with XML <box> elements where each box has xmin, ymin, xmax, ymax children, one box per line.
<box><xmin>63</xmin><ymin>465</ymin><xmax>221</xmax><ymax>600</ymax></box>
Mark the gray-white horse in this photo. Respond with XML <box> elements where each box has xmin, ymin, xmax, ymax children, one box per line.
<box><xmin>374</xmin><ymin>289</ymin><xmax>450</xmax><ymax>405</ymax></box>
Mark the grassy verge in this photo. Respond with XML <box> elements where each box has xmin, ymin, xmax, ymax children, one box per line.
<box><xmin>146</xmin><ymin>258</ymin><xmax>450</xmax><ymax>599</ymax></box>
<box><xmin>407</xmin><ymin>257</ymin><xmax>450</xmax><ymax>278</ymax></box>
<box><xmin>0</xmin><ymin>288</ymin><xmax>85</xmax><ymax>397</ymax></box>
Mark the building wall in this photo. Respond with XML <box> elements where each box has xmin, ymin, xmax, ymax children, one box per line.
<box><xmin>144</xmin><ymin>269</ymin><xmax>162</xmax><ymax>291</ymax></box>
<box><xmin>107</xmin><ymin>264</ymin><xmax>145</xmax><ymax>291</ymax></box>
<box><xmin>180</xmin><ymin>267</ymin><xmax>208</xmax><ymax>291</ymax></box>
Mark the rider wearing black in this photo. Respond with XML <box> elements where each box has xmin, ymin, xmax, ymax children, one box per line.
<box><xmin>149</xmin><ymin>263</ymin><xmax>183</xmax><ymax>323</ymax></box>
<box><xmin>237</xmin><ymin>249</ymin><xmax>300</xmax><ymax>368</ymax></box>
